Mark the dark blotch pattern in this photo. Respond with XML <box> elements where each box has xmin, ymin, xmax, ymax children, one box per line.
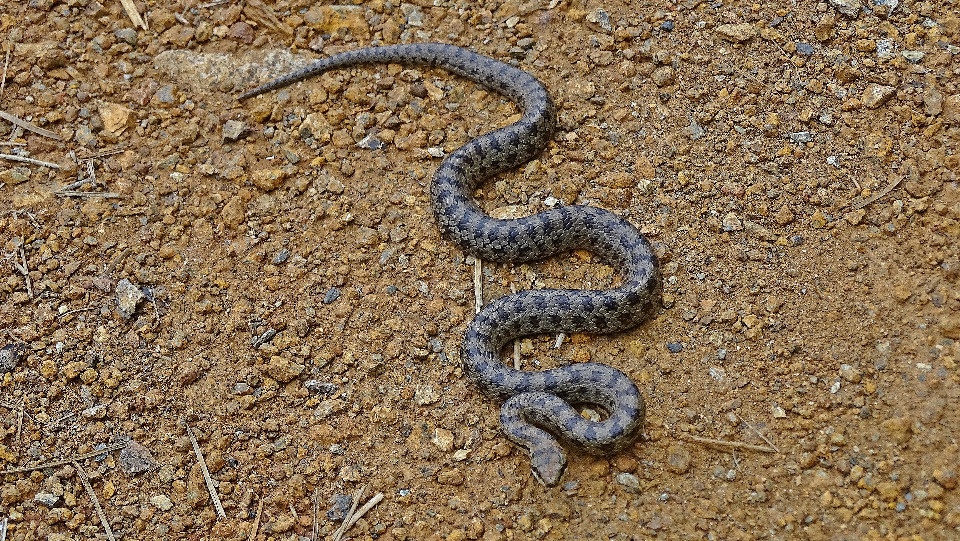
<box><xmin>240</xmin><ymin>43</ymin><xmax>660</xmax><ymax>487</ymax></box>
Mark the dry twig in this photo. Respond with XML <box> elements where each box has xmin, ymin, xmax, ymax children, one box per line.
<box><xmin>10</xmin><ymin>244</ymin><xmax>33</xmax><ymax>300</ymax></box>
<box><xmin>849</xmin><ymin>175</ymin><xmax>904</xmax><ymax>210</ymax></box>
<box><xmin>74</xmin><ymin>462</ymin><xmax>116</xmax><ymax>541</ymax></box>
<box><xmin>340</xmin><ymin>492</ymin><xmax>384</xmax><ymax>537</ymax></box>
<box><xmin>248</xmin><ymin>495</ymin><xmax>264</xmax><ymax>541</ymax></box>
<box><xmin>312</xmin><ymin>488</ymin><xmax>320</xmax><ymax>541</ymax></box>
<box><xmin>55</xmin><ymin>191</ymin><xmax>122</xmax><ymax>199</ymax></box>
<box><xmin>119</xmin><ymin>0</ymin><xmax>148</xmax><ymax>29</ymax></box>
<box><xmin>0</xmin><ymin>516</ymin><xmax>7</xmax><ymax>541</ymax></box>
<box><xmin>331</xmin><ymin>484</ymin><xmax>367</xmax><ymax>541</ymax></box>
<box><xmin>0</xmin><ymin>47</ymin><xmax>9</xmax><ymax>98</ymax></box>
<box><xmin>677</xmin><ymin>432</ymin><xmax>778</xmax><ymax>454</ymax></box>
<box><xmin>0</xmin><ymin>152</ymin><xmax>60</xmax><ymax>169</ymax></box>
<box><xmin>185</xmin><ymin>421</ymin><xmax>227</xmax><ymax>519</ymax></box>
<box><xmin>0</xmin><ymin>110</ymin><xmax>62</xmax><ymax>140</ymax></box>
<box><xmin>1</xmin><ymin>441</ymin><xmax>128</xmax><ymax>474</ymax></box>
<box><xmin>473</xmin><ymin>258</ymin><xmax>482</xmax><ymax>314</ymax></box>
<box><xmin>78</xmin><ymin>145</ymin><xmax>126</xmax><ymax>161</ymax></box>
<box><xmin>57</xmin><ymin>307</ymin><xmax>95</xmax><ymax>319</ymax></box>
<box><xmin>735</xmin><ymin>413</ymin><xmax>780</xmax><ymax>453</ymax></box>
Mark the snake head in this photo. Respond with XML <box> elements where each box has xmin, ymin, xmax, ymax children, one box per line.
<box><xmin>530</xmin><ymin>447</ymin><xmax>567</xmax><ymax>487</ymax></box>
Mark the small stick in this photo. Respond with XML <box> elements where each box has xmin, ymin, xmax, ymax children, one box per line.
<box><xmin>57</xmin><ymin>307</ymin><xmax>95</xmax><ymax>318</ymax></box>
<box><xmin>340</xmin><ymin>492</ymin><xmax>384</xmax><ymax>536</ymax></box>
<box><xmin>331</xmin><ymin>484</ymin><xmax>367</xmax><ymax>541</ymax></box>
<box><xmin>74</xmin><ymin>462</ymin><xmax>116</xmax><ymax>541</ymax></box>
<box><xmin>56</xmin><ymin>178</ymin><xmax>93</xmax><ymax>192</ymax></box>
<box><xmin>849</xmin><ymin>175</ymin><xmax>904</xmax><ymax>210</ymax></box>
<box><xmin>119</xmin><ymin>0</ymin><xmax>148</xmax><ymax>29</ymax></box>
<box><xmin>734</xmin><ymin>413</ymin><xmax>780</xmax><ymax>453</ymax></box>
<box><xmin>247</xmin><ymin>495</ymin><xmax>263</xmax><ymax>541</ymax></box>
<box><xmin>55</xmin><ymin>191</ymin><xmax>122</xmax><ymax>199</ymax></box>
<box><xmin>77</xmin><ymin>146</ymin><xmax>126</xmax><ymax>161</ymax></box>
<box><xmin>509</xmin><ymin>283</ymin><xmax>520</xmax><ymax>369</ymax></box>
<box><xmin>0</xmin><ymin>153</ymin><xmax>60</xmax><ymax>169</ymax></box>
<box><xmin>11</xmin><ymin>245</ymin><xmax>33</xmax><ymax>300</ymax></box>
<box><xmin>289</xmin><ymin>502</ymin><xmax>298</xmax><ymax>522</ymax></box>
<box><xmin>1</xmin><ymin>441</ymin><xmax>128</xmax><ymax>474</ymax></box>
<box><xmin>184</xmin><ymin>421</ymin><xmax>227</xmax><ymax>519</ymax></box>
<box><xmin>85</xmin><ymin>158</ymin><xmax>97</xmax><ymax>188</ymax></box>
<box><xmin>15</xmin><ymin>405</ymin><xmax>23</xmax><ymax>441</ymax></box>
<box><xmin>554</xmin><ymin>333</ymin><xmax>565</xmax><ymax>349</ymax></box>
<box><xmin>0</xmin><ymin>47</ymin><xmax>9</xmax><ymax>97</ymax></box>
<box><xmin>198</xmin><ymin>0</ymin><xmax>232</xmax><ymax>7</ymax></box>
<box><xmin>473</xmin><ymin>258</ymin><xmax>482</xmax><ymax>314</ymax></box>
<box><xmin>0</xmin><ymin>516</ymin><xmax>7</xmax><ymax>541</ymax></box>
<box><xmin>0</xmin><ymin>110</ymin><xmax>62</xmax><ymax>140</ymax></box>
<box><xmin>311</xmin><ymin>487</ymin><xmax>320</xmax><ymax>541</ymax></box>
<box><xmin>0</xmin><ymin>141</ymin><xmax>25</xmax><ymax>147</ymax></box>
<box><xmin>678</xmin><ymin>433</ymin><xmax>777</xmax><ymax>454</ymax></box>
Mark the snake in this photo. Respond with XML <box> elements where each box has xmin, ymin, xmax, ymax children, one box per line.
<box><xmin>239</xmin><ymin>43</ymin><xmax>660</xmax><ymax>487</ymax></box>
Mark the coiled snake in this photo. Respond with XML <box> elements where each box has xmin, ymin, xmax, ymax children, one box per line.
<box><xmin>240</xmin><ymin>43</ymin><xmax>659</xmax><ymax>486</ymax></box>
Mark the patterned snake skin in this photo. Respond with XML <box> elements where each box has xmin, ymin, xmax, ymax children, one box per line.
<box><xmin>240</xmin><ymin>43</ymin><xmax>659</xmax><ymax>486</ymax></box>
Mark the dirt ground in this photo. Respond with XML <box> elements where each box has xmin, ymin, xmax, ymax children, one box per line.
<box><xmin>1</xmin><ymin>0</ymin><xmax>959</xmax><ymax>539</ymax></box>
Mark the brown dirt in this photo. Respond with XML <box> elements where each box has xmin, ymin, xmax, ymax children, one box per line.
<box><xmin>1</xmin><ymin>0</ymin><xmax>959</xmax><ymax>539</ymax></box>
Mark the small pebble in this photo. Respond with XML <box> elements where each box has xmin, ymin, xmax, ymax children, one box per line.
<box><xmin>272</xmin><ymin>248</ymin><xmax>291</xmax><ymax>264</ymax></box>
<box><xmin>616</xmin><ymin>472</ymin><xmax>641</xmax><ymax>493</ymax></box>
<box><xmin>323</xmin><ymin>287</ymin><xmax>341</xmax><ymax>304</ymax></box>
<box><xmin>828</xmin><ymin>0</ymin><xmax>863</xmax><ymax>17</ymax></box>
<box><xmin>34</xmin><ymin>491</ymin><xmax>59</xmax><ymax>507</ymax></box>
<box><xmin>667</xmin><ymin>342</ymin><xmax>683</xmax><ymax>353</ymax></box>
<box><xmin>901</xmin><ymin>50</ymin><xmax>924</xmax><ymax>63</ymax></box>
<box><xmin>115</xmin><ymin>278</ymin><xmax>146</xmax><ymax>320</ymax></box>
<box><xmin>327</xmin><ymin>494</ymin><xmax>353</xmax><ymax>520</ymax></box>
<box><xmin>795</xmin><ymin>42</ymin><xmax>815</xmax><ymax>55</ymax></box>
<box><xmin>304</xmin><ymin>380</ymin><xmax>338</xmax><ymax>396</ymax></box>
<box><xmin>665</xmin><ymin>445</ymin><xmax>692</xmax><ymax>474</ymax></box>
<box><xmin>0</xmin><ymin>343</ymin><xmax>26</xmax><ymax>374</ymax></box>
<box><xmin>120</xmin><ymin>440</ymin><xmax>159</xmax><ymax>475</ymax></box>
<box><xmin>114</xmin><ymin>27</ymin><xmax>138</xmax><ymax>46</ymax></box>
<box><xmin>150</xmin><ymin>494</ymin><xmax>174</xmax><ymax>511</ymax></box>
<box><xmin>222</xmin><ymin>119</ymin><xmax>246</xmax><ymax>141</ymax></box>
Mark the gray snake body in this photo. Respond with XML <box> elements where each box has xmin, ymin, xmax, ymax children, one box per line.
<box><xmin>240</xmin><ymin>43</ymin><xmax>659</xmax><ymax>486</ymax></box>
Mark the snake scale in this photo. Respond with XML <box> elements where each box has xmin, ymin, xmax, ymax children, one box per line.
<box><xmin>239</xmin><ymin>43</ymin><xmax>660</xmax><ymax>486</ymax></box>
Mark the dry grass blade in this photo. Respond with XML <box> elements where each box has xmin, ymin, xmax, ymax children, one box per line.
<box><xmin>312</xmin><ymin>488</ymin><xmax>320</xmax><ymax>541</ymax></box>
<box><xmin>0</xmin><ymin>141</ymin><xmax>25</xmax><ymax>147</ymax></box>
<box><xmin>0</xmin><ymin>153</ymin><xmax>60</xmax><ymax>169</ymax></box>
<box><xmin>735</xmin><ymin>413</ymin><xmax>780</xmax><ymax>453</ymax></box>
<box><xmin>248</xmin><ymin>495</ymin><xmax>264</xmax><ymax>541</ymax></box>
<box><xmin>1</xmin><ymin>441</ymin><xmax>128</xmax><ymax>474</ymax></box>
<box><xmin>118</xmin><ymin>0</ymin><xmax>148</xmax><ymax>29</ymax></box>
<box><xmin>849</xmin><ymin>175</ymin><xmax>904</xmax><ymax>210</ymax></box>
<box><xmin>1</xmin><ymin>516</ymin><xmax>7</xmax><ymax>541</ymax></box>
<box><xmin>473</xmin><ymin>258</ymin><xmax>482</xmax><ymax>314</ymax></box>
<box><xmin>243</xmin><ymin>0</ymin><xmax>293</xmax><ymax>35</ymax></box>
<box><xmin>184</xmin><ymin>421</ymin><xmax>227</xmax><ymax>519</ymax></box>
<box><xmin>74</xmin><ymin>462</ymin><xmax>116</xmax><ymax>541</ymax></box>
<box><xmin>678</xmin><ymin>433</ymin><xmax>778</xmax><ymax>454</ymax></box>
<box><xmin>0</xmin><ymin>110</ymin><xmax>62</xmax><ymax>140</ymax></box>
<box><xmin>340</xmin><ymin>492</ymin><xmax>384</xmax><ymax>536</ymax></box>
<box><xmin>1</xmin><ymin>48</ymin><xmax>9</xmax><ymax>98</ymax></box>
<box><xmin>78</xmin><ymin>145</ymin><xmax>126</xmax><ymax>161</ymax></box>
<box><xmin>55</xmin><ymin>191</ymin><xmax>122</xmax><ymax>198</ymax></box>
<box><xmin>11</xmin><ymin>245</ymin><xmax>33</xmax><ymax>300</ymax></box>
<box><xmin>332</xmin><ymin>484</ymin><xmax>367</xmax><ymax>541</ymax></box>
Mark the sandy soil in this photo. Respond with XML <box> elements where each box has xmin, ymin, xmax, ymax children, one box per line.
<box><xmin>1</xmin><ymin>0</ymin><xmax>959</xmax><ymax>539</ymax></box>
